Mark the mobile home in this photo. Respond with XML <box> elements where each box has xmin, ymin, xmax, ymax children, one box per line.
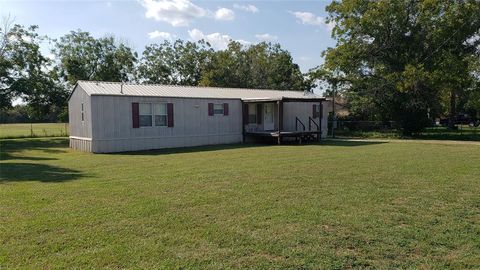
<box><xmin>68</xmin><ymin>81</ymin><xmax>328</xmax><ymax>153</ymax></box>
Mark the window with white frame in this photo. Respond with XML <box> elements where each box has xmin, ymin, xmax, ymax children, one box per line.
<box><xmin>139</xmin><ymin>103</ymin><xmax>152</xmax><ymax>127</ymax></box>
<box><xmin>213</xmin><ymin>103</ymin><xmax>224</xmax><ymax>115</ymax></box>
<box><xmin>81</xmin><ymin>103</ymin><xmax>84</xmax><ymax>121</ymax></box>
<box><xmin>248</xmin><ymin>103</ymin><xmax>257</xmax><ymax>124</ymax></box>
<box><xmin>154</xmin><ymin>103</ymin><xmax>167</xmax><ymax>126</ymax></box>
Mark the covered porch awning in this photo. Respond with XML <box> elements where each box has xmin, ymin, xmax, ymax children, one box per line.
<box><xmin>241</xmin><ymin>97</ymin><xmax>326</xmax><ymax>103</ymax></box>
<box><xmin>241</xmin><ymin>96</ymin><xmax>325</xmax><ymax>144</ymax></box>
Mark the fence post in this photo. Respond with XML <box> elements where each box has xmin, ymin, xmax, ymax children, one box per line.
<box><xmin>30</xmin><ymin>123</ymin><xmax>33</xmax><ymax>137</ymax></box>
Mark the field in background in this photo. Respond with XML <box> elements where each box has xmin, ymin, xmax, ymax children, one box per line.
<box><xmin>1</xmin><ymin>138</ymin><xmax>479</xmax><ymax>268</ymax></box>
<box><xmin>0</xmin><ymin>123</ymin><xmax>68</xmax><ymax>139</ymax></box>
<box><xmin>1</xmin><ymin>122</ymin><xmax>478</xmax><ymax>141</ymax></box>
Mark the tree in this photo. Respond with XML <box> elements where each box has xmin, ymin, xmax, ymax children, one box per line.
<box><xmin>137</xmin><ymin>39</ymin><xmax>213</xmax><ymax>85</ymax></box>
<box><xmin>53</xmin><ymin>30</ymin><xmax>137</xmax><ymax>86</ymax></box>
<box><xmin>138</xmin><ymin>40</ymin><xmax>309</xmax><ymax>91</ymax></box>
<box><xmin>0</xmin><ymin>19</ymin><xmax>66</xmax><ymax>118</ymax></box>
<box><xmin>200</xmin><ymin>41</ymin><xmax>309</xmax><ymax>90</ymax></box>
<box><xmin>313</xmin><ymin>0</ymin><xmax>480</xmax><ymax>134</ymax></box>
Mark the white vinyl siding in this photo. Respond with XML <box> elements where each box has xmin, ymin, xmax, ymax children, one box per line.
<box><xmin>89</xmin><ymin>96</ymin><xmax>243</xmax><ymax>153</ymax></box>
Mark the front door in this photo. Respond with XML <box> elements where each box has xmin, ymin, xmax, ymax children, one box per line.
<box><xmin>263</xmin><ymin>103</ymin><xmax>274</xmax><ymax>130</ymax></box>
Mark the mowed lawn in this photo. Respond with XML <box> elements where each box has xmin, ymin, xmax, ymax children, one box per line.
<box><xmin>0</xmin><ymin>138</ymin><xmax>479</xmax><ymax>269</ymax></box>
<box><xmin>0</xmin><ymin>123</ymin><xmax>68</xmax><ymax>139</ymax></box>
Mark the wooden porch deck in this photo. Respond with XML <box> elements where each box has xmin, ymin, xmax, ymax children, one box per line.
<box><xmin>245</xmin><ymin>130</ymin><xmax>320</xmax><ymax>137</ymax></box>
<box><xmin>245</xmin><ymin>130</ymin><xmax>321</xmax><ymax>144</ymax></box>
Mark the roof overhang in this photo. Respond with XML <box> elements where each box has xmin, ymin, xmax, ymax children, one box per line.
<box><xmin>241</xmin><ymin>97</ymin><xmax>282</xmax><ymax>103</ymax></box>
<box><xmin>241</xmin><ymin>97</ymin><xmax>326</xmax><ymax>103</ymax></box>
<box><xmin>66</xmin><ymin>82</ymin><xmax>81</xmax><ymax>102</ymax></box>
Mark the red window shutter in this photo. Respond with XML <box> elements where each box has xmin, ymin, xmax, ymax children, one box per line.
<box><xmin>243</xmin><ymin>103</ymin><xmax>249</xmax><ymax>124</ymax></box>
<box><xmin>223</xmin><ymin>103</ymin><xmax>229</xmax><ymax>116</ymax></box>
<box><xmin>208</xmin><ymin>103</ymin><xmax>214</xmax><ymax>116</ymax></box>
<box><xmin>132</xmin><ymin>102</ymin><xmax>139</xmax><ymax>128</ymax></box>
<box><xmin>256</xmin><ymin>104</ymin><xmax>262</xmax><ymax>124</ymax></box>
<box><xmin>167</xmin><ymin>103</ymin><xmax>174</xmax><ymax>127</ymax></box>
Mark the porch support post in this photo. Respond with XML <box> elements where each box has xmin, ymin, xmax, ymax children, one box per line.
<box><xmin>318</xmin><ymin>101</ymin><xmax>323</xmax><ymax>142</ymax></box>
<box><xmin>277</xmin><ymin>100</ymin><xmax>283</xmax><ymax>145</ymax></box>
<box><xmin>241</xmin><ymin>101</ymin><xmax>246</xmax><ymax>143</ymax></box>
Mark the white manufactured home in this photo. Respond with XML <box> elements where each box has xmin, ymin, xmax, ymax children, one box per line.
<box><xmin>68</xmin><ymin>81</ymin><xmax>328</xmax><ymax>153</ymax></box>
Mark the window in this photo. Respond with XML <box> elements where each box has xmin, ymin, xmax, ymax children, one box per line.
<box><xmin>313</xmin><ymin>104</ymin><xmax>321</xmax><ymax>118</ymax></box>
<box><xmin>139</xmin><ymin>103</ymin><xmax>152</xmax><ymax>127</ymax></box>
<box><xmin>81</xmin><ymin>103</ymin><xmax>84</xmax><ymax>121</ymax></box>
<box><xmin>248</xmin><ymin>103</ymin><xmax>257</xmax><ymax>124</ymax></box>
<box><xmin>213</xmin><ymin>104</ymin><xmax>224</xmax><ymax>115</ymax></box>
<box><xmin>154</xmin><ymin>103</ymin><xmax>167</xmax><ymax>126</ymax></box>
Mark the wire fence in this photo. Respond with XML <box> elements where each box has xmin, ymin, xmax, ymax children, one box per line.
<box><xmin>0</xmin><ymin>123</ymin><xmax>69</xmax><ymax>139</ymax></box>
<box><xmin>327</xmin><ymin>120</ymin><xmax>480</xmax><ymax>141</ymax></box>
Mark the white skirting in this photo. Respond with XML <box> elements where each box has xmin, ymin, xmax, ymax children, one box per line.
<box><xmin>70</xmin><ymin>133</ymin><xmax>243</xmax><ymax>153</ymax></box>
<box><xmin>69</xmin><ymin>136</ymin><xmax>92</xmax><ymax>152</ymax></box>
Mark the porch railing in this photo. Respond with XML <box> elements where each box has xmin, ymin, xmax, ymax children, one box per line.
<box><xmin>295</xmin><ymin>117</ymin><xmax>306</xmax><ymax>131</ymax></box>
<box><xmin>308</xmin><ymin>116</ymin><xmax>319</xmax><ymax>131</ymax></box>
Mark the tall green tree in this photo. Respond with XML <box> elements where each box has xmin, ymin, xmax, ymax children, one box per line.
<box><xmin>0</xmin><ymin>21</ymin><xmax>66</xmax><ymax>118</ymax></box>
<box><xmin>53</xmin><ymin>30</ymin><xmax>137</xmax><ymax>86</ymax></box>
<box><xmin>137</xmin><ymin>39</ymin><xmax>213</xmax><ymax>85</ymax></box>
<box><xmin>313</xmin><ymin>0</ymin><xmax>480</xmax><ymax>134</ymax></box>
<box><xmin>138</xmin><ymin>40</ymin><xmax>309</xmax><ymax>90</ymax></box>
<box><xmin>200</xmin><ymin>41</ymin><xmax>308</xmax><ymax>90</ymax></box>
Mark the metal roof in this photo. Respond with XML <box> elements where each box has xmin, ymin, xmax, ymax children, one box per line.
<box><xmin>74</xmin><ymin>81</ymin><xmax>324</xmax><ymax>101</ymax></box>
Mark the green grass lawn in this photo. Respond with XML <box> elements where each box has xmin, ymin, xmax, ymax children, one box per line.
<box><xmin>0</xmin><ymin>123</ymin><xmax>69</xmax><ymax>139</ymax></box>
<box><xmin>1</xmin><ymin>138</ymin><xmax>479</xmax><ymax>269</ymax></box>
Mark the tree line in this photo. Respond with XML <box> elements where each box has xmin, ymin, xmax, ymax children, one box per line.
<box><xmin>0</xmin><ymin>20</ymin><xmax>310</xmax><ymax>122</ymax></box>
<box><xmin>311</xmin><ymin>0</ymin><xmax>480</xmax><ymax>134</ymax></box>
<box><xmin>2</xmin><ymin>0</ymin><xmax>480</xmax><ymax>134</ymax></box>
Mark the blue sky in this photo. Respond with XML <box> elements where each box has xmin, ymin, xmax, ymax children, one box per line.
<box><xmin>1</xmin><ymin>0</ymin><xmax>336</xmax><ymax>73</ymax></box>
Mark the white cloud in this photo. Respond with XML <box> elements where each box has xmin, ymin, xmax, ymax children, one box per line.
<box><xmin>106</xmin><ymin>1</ymin><xmax>112</xmax><ymax>7</ymax></box>
<box><xmin>188</xmin><ymin>28</ymin><xmax>250</xmax><ymax>50</ymax></box>
<box><xmin>233</xmin><ymin>4</ymin><xmax>258</xmax><ymax>13</ymax></box>
<box><xmin>214</xmin><ymin>7</ymin><xmax>235</xmax><ymax>21</ymax></box>
<box><xmin>255</xmin><ymin>33</ymin><xmax>278</xmax><ymax>41</ymax></box>
<box><xmin>290</xmin><ymin>11</ymin><xmax>335</xmax><ymax>31</ymax></box>
<box><xmin>148</xmin><ymin>30</ymin><xmax>175</xmax><ymax>40</ymax></box>
<box><xmin>139</xmin><ymin>0</ymin><xmax>207</xmax><ymax>27</ymax></box>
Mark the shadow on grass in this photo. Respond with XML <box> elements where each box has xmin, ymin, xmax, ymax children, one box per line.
<box><xmin>0</xmin><ymin>138</ymin><xmax>68</xmax><ymax>161</ymax></box>
<box><xmin>0</xmin><ymin>163</ymin><xmax>85</xmax><ymax>183</ymax></box>
<box><xmin>112</xmin><ymin>143</ymin><xmax>271</xmax><ymax>156</ymax></box>
<box><xmin>0</xmin><ymin>138</ymin><xmax>88</xmax><ymax>183</ymax></box>
<box><xmin>318</xmin><ymin>140</ymin><xmax>387</xmax><ymax>147</ymax></box>
<box><xmin>111</xmin><ymin>139</ymin><xmax>386</xmax><ymax>156</ymax></box>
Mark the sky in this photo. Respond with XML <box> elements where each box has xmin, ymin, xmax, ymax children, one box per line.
<box><xmin>1</xmin><ymin>0</ymin><xmax>336</xmax><ymax>74</ymax></box>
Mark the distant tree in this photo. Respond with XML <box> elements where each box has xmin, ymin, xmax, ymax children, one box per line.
<box><xmin>0</xmin><ymin>18</ymin><xmax>66</xmax><ymax>119</ymax></box>
<box><xmin>464</xmin><ymin>55</ymin><xmax>480</xmax><ymax>119</ymax></box>
<box><xmin>53</xmin><ymin>30</ymin><xmax>137</xmax><ymax>86</ymax></box>
<box><xmin>138</xmin><ymin>40</ymin><xmax>309</xmax><ymax>90</ymax></box>
<box><xmin>311</xmin><ymin>0</ymin><xmax>480</xmax><ymax>134</ymax></box>
<box><xmin>200</xmin><ymin>41</ymin><xmax>308</xmax><ymax>90</ymax></box>
<box><xmin>199</xmin><ymin>41</ymin><xmax>248</xmax><ymax>88</ymax></box>
<box><xmin>0</xmin><ymin>104</ymin><xmax>30</xmax><ymax>123</ymax></box>
<box><xmin>137</xmin><ymin>39</ymin><xmax>213</xmax><ymax>85</ymax></box>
